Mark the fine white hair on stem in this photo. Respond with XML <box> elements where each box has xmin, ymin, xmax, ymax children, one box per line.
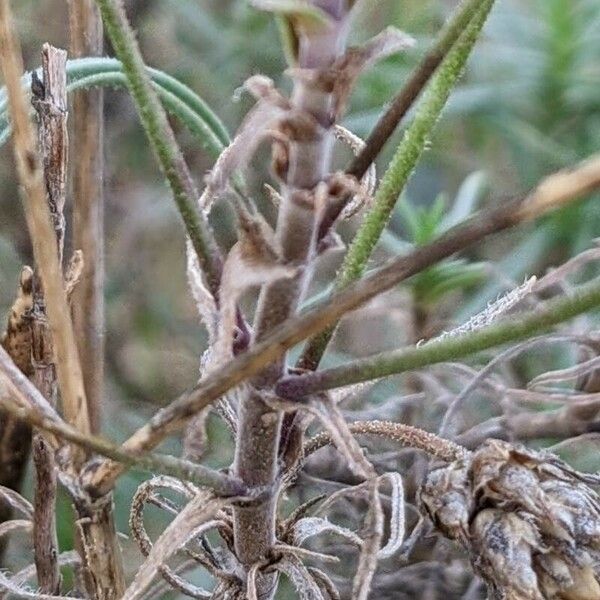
<box><xmin>433</xmin><ymin>276</ymin><xmax>537</xmax><ymax>343</ymax></box>
<box><xmin>186</xmin><ymin>239</ymin><xmax>218</xmax><ymax>344</ymax></box>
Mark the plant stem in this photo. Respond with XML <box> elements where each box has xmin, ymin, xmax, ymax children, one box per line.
<box><xmin>348</xmin><ymin>0</ymin><xmax>495</xmax><ymax>180</ymax></box>
<box><xmin>0</xmin><ymin>0</ymin><xmax>91</xmax><ymax>450</ymax></box>
<box><xmin>300</xmin><ymin>0</ymin><xmax>496</xmax><ymax>372</ymax></box>
<box><xmin>232</xmin><ymin>7</ymin><xmax>348</xmax><ymax>583</ymax></box>
<box><xmin>276</xmin><ymin>277</ymin><xmax>600</xmax><ymax>397</ymax></box>
<box><xmin>32</xmin><ymin>437</ymin><xmax>60</xmax><ymax>594</ymax></box>
<box><xmin>93</xmin><ymin>0</ymin><xmax>223</xmax><ymax>295</ymax></box>
<box><xmin>69</xmin><ymin>0</ymin><xmax>105</xmax><ymax>434</ymax></box>
<box><xmin>0</xmin><ymin>346</ymin><xmax>245</xmax><ymax>496</ymax></box>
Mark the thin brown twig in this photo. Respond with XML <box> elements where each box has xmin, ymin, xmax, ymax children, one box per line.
<box><xmin>69</xmin><ymin>0</ymin><xmax>105</xmax><ymax>434</ymax></box>
<box><xmin>0</xmin><ymin>346</ymin><xmax>245</xmax><ymax>496</ymax></box>
<box><xmin>30</xmin><ymin>46</ymin><xmax>67</xmax><ymax>595</ymax></box>
<box><xmin>32</xmin><ymin>436</ymin><xmax>61</xmax><ymax>594</ymax></box>
<box><xmin>318</xmin><ymin>0</ymin><xmax>493</xmax><ymax>239</ymax></box>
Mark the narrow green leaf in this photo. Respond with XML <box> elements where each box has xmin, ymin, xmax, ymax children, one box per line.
<box><xmin>0</xmin><ymin>58</ymin><xmax>229</xmax><ymax>158</ymax></box>
<box><xmin>338</xmin><ymin>0</ymin><xmax>496</xmax><ymax>287</ymax></box>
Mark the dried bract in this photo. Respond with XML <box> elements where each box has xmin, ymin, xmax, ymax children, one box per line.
<box><xmin>420</xmin><ymin>440</ymin><xmax>600</xmax><ymax>599</ymax></box>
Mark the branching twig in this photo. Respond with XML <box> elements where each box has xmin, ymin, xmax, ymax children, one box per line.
<box><xmin>0</xmin><ymin>0</ymin><xmax>91</xmax><ymax>445</ymax></box>
<box><xmin>276</xmin><ymin>277</ymin><xmax>600</xmax><ymax>397</ymax></box>
<box><xmin>0</xmin><ymin>346</ymin><xmax>245</xmax><ymax>496</ymax></box>
<box><xmin>81</xmin><ymin>154</ymin><xmax>600</xmax><ymax>493</ymax></box>
<box><xmin>301</xmin><ymin>0</ymin><xmax>496</xmax><ymax>372</ymax></box>
<box><xmin>348</xmin><ymin>0</ymin><xmax>494</xmax><ymax>180</ymax></box>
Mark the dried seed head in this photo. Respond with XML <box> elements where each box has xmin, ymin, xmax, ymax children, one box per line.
<box><xmin>419</xmin><ymin>440</ymin><xmax>600</xmax><ymax>599</ymax></box>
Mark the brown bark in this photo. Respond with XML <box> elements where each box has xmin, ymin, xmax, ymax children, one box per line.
<box><xmin>69</xmin><ymin>0</ymin><xmax>105</xmax><ymax>434</ymax></box>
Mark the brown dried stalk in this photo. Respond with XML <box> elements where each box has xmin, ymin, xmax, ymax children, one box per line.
<box><xmin>0</xmin><ymin>10</ymin><xmax>127</xmax><ymax>595</ymax></box>
<box><xmin>32</xmin><ymin>436</ymin><xmax>60</xmax><ymax>594</ymax></box>
<box><xmin>0</xmin><ymin>345</ymin><xmax>245</xmax><ymax>495</ymax></box>
<box><xmin>69</xmin><ymin>0</ymin><xmax>105</xmax><ymax>434</ymax></box>
<box><xmin>30</xmin><ymin>46</ymin><xmax>66</xmax><ymax>596</ymax></box>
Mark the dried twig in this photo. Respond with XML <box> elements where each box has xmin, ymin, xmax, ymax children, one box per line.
<box><xmin>348</xmin><ymin>0</ymin><xmax>495</xmax><ymax>180</ymax></box>
<box><xmin>69</xmin><ymin>0</ymin><xmax>105</xmax><ymax>433</ymax></box>
<box><xmin>32</xmin><ymin>436</ymin><xmax>60</xmax><ymax>594</ymax></box>
<box><xmin>29</xmin><ymin>49</ymin><xmax>66</xmax><ymax>596</ymax></box>
<box><xmin>0</xmin><ymin>346</ymin><xmax>245</xmax><ymax>496</ymax></box>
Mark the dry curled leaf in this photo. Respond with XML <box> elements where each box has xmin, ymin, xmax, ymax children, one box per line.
<box><xmin>332</xmin><ymin>125</ymin><xmax>376</xmax><ymax>219</ymax></box>
<box><xmin>291</xmin><ymin>516</ymin><xmax>362</xmax><ymax>548</ymax></box>
<box><xmin>200</xmin><ymin>76</ymin><xmax>319</xmax><ymax>214</ymax></box>
<box><xmin>1</xmin><ymin>266</ymin><xmax>34</xmax><ymax>376</ymax></box>
<box><xmin>287</xmin><ymin>27</ymin><xmax>415</xmax><ymax>118</ymax></box>
<box><xmin>215</xmin><ymin>209</ymin><xmax>296</xmax><ymax>366</ymax></box>
<box><xmin>125</xmin><ymin>486</ymin><xmax>231</xmax><ymax>600</ymax></box>
<box><xmin>420</xmin><ymin>440</ymin><xmax>600</xmax><ymax>599</ymax></box>
<box><xmin>275</xmin><ymin>554</ymin><xmax>325</xmax><ymax>600</ymax></box>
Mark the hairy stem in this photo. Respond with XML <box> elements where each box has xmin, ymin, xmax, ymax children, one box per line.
<box><xmin>277</xmin><ymin>277</ymin><xmax>600</xmax><ymax>397</ymax></box>
<box><xmin>300</xmin><ymin>0</ymin><xmax>496</xmax><ymax>372</ymax></box>
<box><xmin>84</xmin><ymin>153</ymin><xmax>600</xmax><ymax>493</ymax></box>
<box><xmin>93</xmin><ymin>0</ymin><xmax>223</xmax><ymax>294</ymax></box>
<box><xmin>233</xmin><ymin>7</ymin><xmax>349</xmax><ymax>583</ymax></box>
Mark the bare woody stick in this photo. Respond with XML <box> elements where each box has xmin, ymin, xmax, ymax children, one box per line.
<box><xmin>30</xmin><ymin>44</ymin><xmax>67</xmax><ymax>595</ymax></box>
<box><xmin>0</xmin><ymin>0</ymin><xmax>91</xmax><ymax>447</ymax></box>
<box><xmin>33</xmin><ymin>436</ymin><xmax>60</xmax><ymax>594</ymax></box>
<box><xmin>84</xmin><ymin>154</ymin><xmax>600</xmax><ymax>494</ymax></box>
<box><xmin>0</xmin><ymin>346</ymin><xmax>245</xmax><ymax>496</ymax></box>
<box><xmin>0</xmin><ymin>9</ymin><xmax>125</xmax><ymax>599</ymax></box>
<box><xmin>69</xmin><ymin>0</ymin><xmax>105</xmax><ymax>434</ymax></box>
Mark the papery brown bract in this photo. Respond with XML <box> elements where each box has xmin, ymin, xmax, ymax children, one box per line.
<box><xmin>420</xmin><ymin>440</ymin><xmax>600</xmax><ymax>599</ymax></box>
